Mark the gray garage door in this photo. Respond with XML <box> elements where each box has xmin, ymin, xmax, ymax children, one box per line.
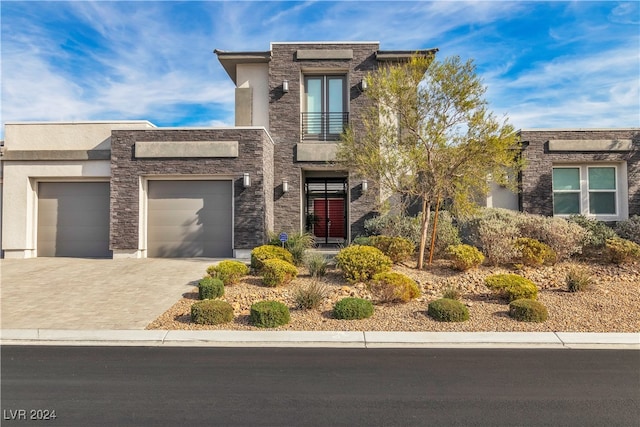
<box><xmin>147</xmin><ymin>180</ymin><xmax>233</xmax><ymax>258</ymax></box>
<box><xmin>38</xmin><ymin>182</ymin><xmax>111</xmax><ymax>258</ymax></box>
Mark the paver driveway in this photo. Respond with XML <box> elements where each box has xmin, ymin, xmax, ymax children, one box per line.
<box><xmin>1</xmin><ymin>258</ymin><xmax>219</xmax><ymax>329</ymax></box>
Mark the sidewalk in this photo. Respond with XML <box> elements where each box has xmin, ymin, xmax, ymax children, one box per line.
<box><xmin>1</xmin><ymin>329</ymin><xmax>638</xmax><ymax>349</ymax></box>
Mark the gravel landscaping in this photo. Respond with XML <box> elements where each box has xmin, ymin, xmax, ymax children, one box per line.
<box><xmin>147</xmin><ymin>258</ymin><xmax>640</xmax><ymax>332</ymax></box>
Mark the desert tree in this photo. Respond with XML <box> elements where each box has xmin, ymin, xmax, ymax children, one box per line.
<box><xmin>338</xmin><ymin>55</ymin><xmax>522</xmax><ymax>269</ymax></box>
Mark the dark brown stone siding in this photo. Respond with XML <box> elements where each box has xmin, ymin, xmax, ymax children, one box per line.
<box><xmin>109</xmin><ymin>128</ymin><xmax>274</xmax><ymax>252</ymax></box>
<box><xmin>268</xmin><ymin>43</ymin><xmax>380</xmax><ymax>238</ymax></box>
<box><xmin>520</xmin><ymin>129</ymin><xmax>640</xmax><ymax>217</ymax></box>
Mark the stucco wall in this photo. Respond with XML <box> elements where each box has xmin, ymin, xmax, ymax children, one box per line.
<box><xmin>237</xmin><ymin>63</ymin><xmax>270</xmax><ymax>129</ymax></box>
<box><xmin>520</xmin><ymin>129</ymin><xmax>640</xmax><ymax>219</ymax></box>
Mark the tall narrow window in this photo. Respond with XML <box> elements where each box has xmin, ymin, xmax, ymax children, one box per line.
<box><xmin>302</xmin><ymin>75</ymin><xmax>347</xmax><ymax>141</ymax></box>
<box><xmin>552</xmin><ymin>167</ymin><xmax>581</xmax><ymax>215</ymax></box>
<box><xmin>588</xmin><ymin>167</ymin><xmax>616</xmax><ymax>215</ymax></box>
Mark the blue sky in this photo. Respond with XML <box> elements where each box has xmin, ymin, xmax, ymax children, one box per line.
<box><xmin>1</xmin><ymin>1</ymin><xmax>639</xmax><ymax>137</ymax></box>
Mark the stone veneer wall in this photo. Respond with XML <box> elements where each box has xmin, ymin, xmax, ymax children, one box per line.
<box><xmin>110</xmin><ymin>128</ymin><xmax>273</xmax><ymax>252</ymax></box>
<box><xmin>520</xmin><ymin>129</ymin><xmax>640</xmax><ymax>217</ymax></box>
<box><xmin>268</xmin><ymin>43</ymin><xmax>380</xmax><ymax>238</ymax></box>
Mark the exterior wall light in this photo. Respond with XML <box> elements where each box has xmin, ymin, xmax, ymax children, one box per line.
<box><xmin>282</xmin><ymin>80</ymin><xmax>289</xmax><ymax>93</ymax></box>
<box><xmin>243</xmin><ymin>173</ymin><xmax>251</xmax><ymax>188</ymax></box>
<box><xmin>360</xmin><ymin>78</ymin><xmax>368</xmax><ymax>91</ymax></box>
<box><xmin>362</xmin><ymin>179</ymin><xmax>368</xmax><ymax>193</ymax></box>
<box><xmin>282</xmin><ymin>179</ymin><xmax>289</xmax><ymax>193</ymax></box>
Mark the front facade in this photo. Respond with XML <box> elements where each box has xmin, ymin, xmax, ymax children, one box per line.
<box><xmin>1</xmin><ymin>42</ymin><xmax>637</xmax><ymax>259</ymax></box>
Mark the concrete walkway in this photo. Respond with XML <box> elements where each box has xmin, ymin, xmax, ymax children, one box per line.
<box><xmin>1</xmin><ymin>258</ymin><xmax>638</xmax><ymax>349</ymax></box>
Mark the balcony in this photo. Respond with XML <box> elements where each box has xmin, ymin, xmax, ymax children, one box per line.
<box><xmin>301</xmin><ymin>112</ymin><xmax>349</xmax><ymax>141</ymax></box>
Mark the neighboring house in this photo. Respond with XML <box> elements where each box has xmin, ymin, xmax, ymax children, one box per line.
<box><xmin>1</xmin><ymin>42</ymin><xmax>637</xmax><ymax>260</ymax></box>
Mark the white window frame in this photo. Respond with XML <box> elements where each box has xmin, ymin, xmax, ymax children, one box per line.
<box><xmin>552</xmin><ymin>163</ymin><xmax>626</xmax><ymax>221</ymax></box>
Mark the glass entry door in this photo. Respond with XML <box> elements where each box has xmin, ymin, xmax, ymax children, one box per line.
<box><xmin>305</xmin><ymin>178</ymin><xmax>348</xmax><ymax>245</ymax></box>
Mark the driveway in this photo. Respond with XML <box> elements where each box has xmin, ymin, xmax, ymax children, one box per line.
<box><xmin>1</xmin><ymin>258</ymin><xmax>220</xmax><ymax>329</ymax></box>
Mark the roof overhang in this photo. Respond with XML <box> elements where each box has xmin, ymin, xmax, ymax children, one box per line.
<box><xmin>214</xmin><ymin>49</ymin><xmax>271</xmax><ymax>84</ymax></box>
<box><xmin>376</xmin><ymin>48</ymin><xmax>439</xmax><ymax>61</ymax></box>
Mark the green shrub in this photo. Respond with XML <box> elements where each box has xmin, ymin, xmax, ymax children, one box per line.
<box><xmin>191</xmin><ymin>300</ymin><xmax>234</xmax><ymax>325</ymax></box>
<box><xmin>206</xmin><ymin>260</ymin><xmax>249</xmax><ymax>286</ymax></box>
<box><xmin>442</xmin><ymin>286</ymin><xmax>461</xmax><ymax>300</ymax></box>
<box><xmin>293</xmin><ymin>282</ymin><xmax>328</xmax><ymax>310</ymax></box>
<box><xmin>333</xmin><ymin>297</ymin><xmax>374</xmax><ymax>320</ymax></box>
<box><xmin>568</xmin><ymin>215</ymin><xmax>617</xmax><ymax>252</ymax></box>
<box><xmin>485</xmin><ymin>274</ymin><xmax>538</xmax><ymax>301</ymax></box>
<box><xmin>335</xmin><ymin>245</ymin><xmax>392</xmax><ymax>283</ymax></box>
<box><xmin>369</xmin><ymin>235</ymin><xmax>415</xmax><ymax>263</ymax></box>
<box><xmin>508</xmin><ymin>299</ymin><xmax>548</xmax><ymax>322</ymax></box>
<box><xmin>198</xmin><ymin>276</ymin><xmax>224</xmax><ymax>300</ymax></box>
<box><xmin>261</xmin><ymin>259</ymin><xmax>298</xmax><ymax>287</ymax></box>
<box><xmin>518</xmin><ymin>215</ymin><xmax>586</xmax><ymax>261</ymax></box>
<box><xmin>514</xmin><ymin>238</ymin><xmax>557</xmax><ymax>267</ymax></box>
<box><xmin>365</xmin><ymin>214</ymin><xmax>421</xmax><ymax>244</ymax></box>
<box><xmin>565</xmin><ymin>265</ymin><xmax>593</xmax><ymax>292</ymax></box>
<box><xmin>369</xmin><ymin>272</ymin><xmax>421</xmax><ymax>303</ymax></box>
<box><xmin>445</xmin><ymin>244</ymin><xmax>485</xmax><ymax>271</ymax></box>
<box><xmin>458</xmin><ymin>208</ymin><xmax>521</xmax><ymax>265</ymax></box>
<box><xmin>352</xmin><ymin>236</ymin><xmax>373</xmax><ymax>246</ymax></box>
<box><xmin>615</xmin><ymin>215</ymin><xmax>640</xmax><ymax>245</ymax></box>
<box><xmin>268</xmin><ymin>232</ymin><xmax>316</xmax><ymax>266</ymax></box>
<box><xmin>427</xmin><ymin>210</ymin><xmax>462</xmax><ymax>258</ymax></box>
<box><xmin>305</xmin><ymin>252</ymin><xmax>328</xmax><ymax>278</ymax></box>
<box><xmin>251</xmin><ymin>245</ymin><xmax>294</xmax><ymax>271</ymax></box>
<box><xmin>427</xmin><ymin>298</ymin><xmax>469</xmax><ymax>322</ymax></box>
<box><xmin>605</xmin><ymin>237</ymin><xmax>640</xmax><ymax>264</ymax></box>
<box><xmin>249</xmin><ymin>300</ymin><xmax>290</xmax><ymax>328</ymax></box>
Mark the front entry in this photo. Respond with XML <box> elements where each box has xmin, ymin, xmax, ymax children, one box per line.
<box><xmin>305</xmin><ymin>178</ymin><xmax>347</xmax><ymax>246</ymax></box>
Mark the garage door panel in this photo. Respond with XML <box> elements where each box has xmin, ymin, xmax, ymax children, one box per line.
<box><xmin>37</xmin><ymin>182</ymin><xmax>111</xmax><ymax>258</ymax></box>
<box><xmin>147</xmin><ymin>180</ymin><xmax>232</xmax><ymax>258</ymax></box>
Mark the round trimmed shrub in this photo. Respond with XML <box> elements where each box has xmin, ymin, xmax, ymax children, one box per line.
<box><xmin>514</xmin><ymin>238</ymin><xmax>556</xmax><ymax>266</ymax></box>
<box><xmin>191</xmin><ymin>300</ymin><xmax>234</xmax><ymax>325</ymax></box>
<box><xmin>484</xmin><ymin>274</ymin><xmax>538</xmax><ymax>301</ymax></box>
<box><xmin>509</xmin><ymin>299</ymin><xmax>548</xmax><ymax>322</ymax></box>
<box><xmin>427</xmin><ymin>298</ymin><xmax>469</xmax><ymax>322</ymax></box>
<box><xmin>262</xmin><ymin>258</ymin><xmax>298</xmax><ymax>287</ymax></box>
<box><xmin>198</xmin><ymin>276</ymin><xmax>224</xmax><ymax>300</ymax></box>
<box><xmin>445</xmin><ymin>244</ymin><xmax>485</xmax><ymax>271</ymax></box>
<box><xmin>250</xmin><ymin>245</ymin><xmax>294</xmax><ymax>271</ymax></box>
<box><xmin>369</xmin><ymin>271</ymin><xmax>421</xmax><ymax>303</ymax></box>
<box><xmin>335</xmin><ymin>245</ymin><xmax>392</xmax><ymax>283</ymax></box>
<box><xmin>369</xmin><ymin>235</ymin><xmax>415</xmax><ymax>263</ymax></box>
<box><xmin>249</xmin><ymin>300</ymin><xmax>290</xmax><ymax>328</ymax></box>
<box><xmin>605</xmin><ymin>237</ymin><xmax>640</xmax><ymax>264</ymax></box>
<box><xmin>333</xmin><ymin>297</ymin><xmax>374</xmax><ymax>320</ymax></box>
<box><xmin>207</xmin><ymin>260</ymin><xmax>249</xmax><ymax>286</ymax></box>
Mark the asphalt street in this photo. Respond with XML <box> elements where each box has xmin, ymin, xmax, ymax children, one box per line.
<box><xmin>2</xmin><ymin>346</ymin><xmax>639</xmax><ymax>426</ymax></box>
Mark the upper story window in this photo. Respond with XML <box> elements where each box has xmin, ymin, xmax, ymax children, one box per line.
<box><xmin>302</xmin><ymin>75</ymin><xmax>348</xmax><ymax>141</ymax></box>
<box><xmin>552</xmin><ymin>164</ymin><xmax>619</xmax><ymax>218</ymax></box>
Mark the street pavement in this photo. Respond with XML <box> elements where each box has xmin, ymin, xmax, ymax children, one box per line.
<box><xmin>1</xmin><ymin>257</ymin><xmax>639</xmax><ymax>349</ymax></box>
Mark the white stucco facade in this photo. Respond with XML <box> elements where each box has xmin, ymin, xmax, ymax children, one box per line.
<box><xmin>236</xmin><ymin>63</ymin><xmax>269</xmax><ymax>128</ymax></box>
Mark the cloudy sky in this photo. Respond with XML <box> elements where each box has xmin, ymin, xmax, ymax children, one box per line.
<box><xmin>1</xmin><ymin>1</ymin><xmax>638</xmax><ymax>138</ymax></box>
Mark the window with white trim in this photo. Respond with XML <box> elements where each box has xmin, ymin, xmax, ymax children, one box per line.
<box><xmin>552</xmin><ymin>165</ymin><xmax>619</xmax><ymax>218</ymax></box>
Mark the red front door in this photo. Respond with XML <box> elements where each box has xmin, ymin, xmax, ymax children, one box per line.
<box><xmin>313</xmin><ymin>198</ymin><xmax>345</xmax><ymax>239</ymax></box>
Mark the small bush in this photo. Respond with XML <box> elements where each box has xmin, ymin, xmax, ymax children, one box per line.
<box><xmin>191</xmin><ymin>300</ymin><xmax>234</xmax><ymax>325</ymax></box>
<box><xmin>365</xmin><ymin>214</ymin><xmax>421</xmax><ymax>244</ymax></box>
<box><xmin>249</xmin><ymin>300</ymin><xmax>290</xmax><ymax>328</ymax></box>
<box><xmin>206</xmin><ymin>260</ymin><xmax>249</xmax><ymax>286</ymax></box>
<box><xmin>485</xmin><ymin>274</ymin><xmax>538</xmax><ymax>301</ymax></box>
<box><xmin>251</xmin><ymin>245</ymin><xmax>294</xmax><ymax>271</ymax></box>
<box><xmin>305</xmin><ymin>252</ymin><xmax>328</xmax><ymax>278</ymax></box>
<box><xmin>605</xmin><ymin>237</ymin><xmax>640</xmax><ymax>264</ymax></box>
<box><xmin>198</xmin><ymin>276</ymin><xmax>224</xmax><ymax>300</ymax></box>
<box><xmin>427</xmin><ymin>298</ymin><xmax>469</xmax><ymax>322</ymax></box>
<box><xmin>518</xmin><ymin>215</ymin><xmax>586</xmax><ymax>261</ymax></box>
<box><xmin>268</xmin><ymin>232</ymin><xmax>315</xmax><ymax>266</ymax></box>
<box><xmin>335</xmin><ymin>245</ymin><xmax>392</xmax><ymax>283</ymax></box>
<box><xmin>333</xmin><ymin>297</ymin><xmax>374</xmax><ymax>320</ymax></box>
<box><xmin>293</xmin><ymin>282</ymin><xmax>328</xmax><ymax>310</ymax></box>
<box><xmin>442</xmin><ymin>286</ymin><xmax>461</xmax><ymax>300</ymax></box>
<box><xmin>352</xmin><ymin>236</ymin><xmax>373</xmax><ymax>246</ymax></box>
<box><xmin>565</xmin><ymin>266</ymin><xmax>593</xmax><ymax>292</ymax></box>
<box><xmin>508</xmin><ymin>299</ymin><xmax>548</xmax><ymax>322</ymax></box>
<box><xmin>569</xmin><ymin>215</ymin><xmax>617</xmax><ymax>253</ymax></box>
<box><xmin>369</xmin><ymin>235</ymin><xmax>415</xmax><ymax>263</ymax></box>
<box><xmin>446</xmin><ymin>244</ymin><xmax>485</xmax><ymax>271</ymax></box>
<box><xmin>369</xmin><ymin>272</ymin><xmax>421</xmax><ymax>303</ymax></box>
<box><xmin>615</xmin><ymin>215</ymin><xmax>640</xmax><ymax>244</ymax></box>
<box><xmin>262</xmin><ymin>259</ymin><xmax>298</xmax><ymax>287</ymax></box>
<box><xmin>514</xmin><ymin>238</ymin><xmax>557</xmax><ymax>267</ymax></box>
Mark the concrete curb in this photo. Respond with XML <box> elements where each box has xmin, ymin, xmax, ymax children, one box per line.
<box><xmin>1</xmin><ymin>329</ymin><xmax>638</xmax><ymax>349</ymax></box>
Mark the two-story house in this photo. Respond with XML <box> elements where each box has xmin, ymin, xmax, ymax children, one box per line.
<box><xmin>1</xmin><ymin>41</ymin><xmax>637</xmax><ymax>260</ymax></box>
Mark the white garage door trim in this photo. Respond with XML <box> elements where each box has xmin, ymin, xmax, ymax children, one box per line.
<box><xmin>144</xmin><ymin>178</ymin><xmax>234</xmax><ymax>258</ymax></box>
